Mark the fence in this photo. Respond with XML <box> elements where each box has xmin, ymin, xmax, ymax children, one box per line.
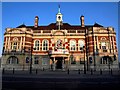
<box><xmin>2</xmin><ymin>68</ymin><xmax>120</xmax><ymax>76</ymax></box>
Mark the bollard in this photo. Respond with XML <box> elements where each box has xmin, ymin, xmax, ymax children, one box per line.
<box><xmin>110</xmin><ymin>69</ymin><xmax>112</xmax><ymax>75</ymax></box>
<box><xmin>29</xmin><ymin>69</ymin><xmax>32</xmax><ymax>74</ymax></box>
<box><xmin>100</xmin><ymin>69</ymin><xmax>102</xmax><ymax>75</ymax></box>
<box><xmin>36</xmin><ymin>69</ymin><xmax>38</xmax><ymax>74</ymax></box>
<box><xmin>91</xmin><ymin>69</ymin><xmax>93</xmax><ymax>75</ymax></box>
<box><xmin>109</xmin><ymin>69</ymin><xmax>110</xmax><ymax>75</ymax></box>
<box><xmin>84</xmin><ymin>69</ymin><xmax>86</xmax><ymax>74</ymax></box>
<box><xmin>43</xmin><ymin>67</ymin><xmax>44</xmax><ymax>71</ymax></box>
<box><xmin>22</xmin><ymin>67</ymin><xmax>24</xmax><ymax>71</ymax></box>
<box><xmin>2</xmin><ymin>68</ymin><xmax>5</xmax><ymax>74</ymax></box>
<box><xmin>13</xmin><ymin>68</ymin><xmax>15</xmax><ymax>74</ymax></box>
<box><xmin>78</xmin><ymin>69</ymin><xmax>80</xmax><ymax>74</ymax></box>
<box><xmin>67</xmin><ymin>69</ymin><xmax>69</xmax><ymax>74</ymax></box>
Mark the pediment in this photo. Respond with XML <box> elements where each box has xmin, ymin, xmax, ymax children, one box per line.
<box><xmin>7</xmin><ymin>29</ymin><xmax>25</xmax><ymax>34</ymax></box>
<box><xmin>53</xmin><ymin>30</ymin><xmax>65</xmax><ymax>35</ymax></box>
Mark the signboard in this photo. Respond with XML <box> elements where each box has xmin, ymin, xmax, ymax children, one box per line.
<box><xmin>49</xmin><ymin>49</ymin><xmax>69</xmax><ymax>54</ymax></box>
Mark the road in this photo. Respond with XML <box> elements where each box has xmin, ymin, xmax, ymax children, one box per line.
<box><xmin>2</xmin><ymin>70</ymin><xmax>120</xmax><ymax>90</ymax></box>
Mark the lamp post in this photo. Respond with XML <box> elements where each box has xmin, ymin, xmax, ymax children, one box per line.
<box><xmin>108</xmin><ymin>56</ymin><xmax>111</xmax><ymax>70</ymax></box>
<box><xmin>83</xmin><ymin>46</ymin><xmax>86</xmax><ymax>74</ymax></box>
<box><xmin>29</xmin><ymin>46</ymin><xmax>33</xmax><ymax>74</ymax></box>
<box><xmin>29</xmin><ymin>46</ymin><xmax>36</xmax><ymax>74</ymax></box>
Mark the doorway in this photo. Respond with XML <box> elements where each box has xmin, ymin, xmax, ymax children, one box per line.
<box><xmin>56</xmin><ymin>57</ymin><xmax>62</xmax><ymax>69</ymax></box>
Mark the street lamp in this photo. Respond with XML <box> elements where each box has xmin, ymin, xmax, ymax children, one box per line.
<box><xmin>29</xmin><ymin>46</ymin><xmax>36</xmax><ymax>74</ymax></box>
<box><xmin>108</xmin><ymin>55</ymin><xmax>112</xmax><ymax>70</ymax></box>
<box><xmin>83</xmin><ymin>46</ymin><xmax>86</xmax><ymax>74</ymax></box>
<box><xmin>29</xmin><ymin>47</ymin><xmax>33</xmax><ymax>74</ymax></box>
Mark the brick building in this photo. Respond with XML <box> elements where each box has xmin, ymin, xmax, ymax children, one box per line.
<box><xmin>2</xmin><ymin>7</ymin><xmax>119</xmax><ymax>70</ymax></box>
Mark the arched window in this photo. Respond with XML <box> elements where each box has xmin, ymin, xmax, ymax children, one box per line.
<box><xmin>70</xmin><ymin>40</ymin><xmax>76</xmax><ymax>51</ymax></box>
<box><xmin>100</xmin><ymin>56</ymin><xmax>113</xmax><ymax>65</ymax></box>
<box><xmin>11</xmin><ymin>37</ymin><xmax>19</xmax><ymax>51</ymax></box>
<box><xmin>78</xmin><ymin>40</ymin><xmax>85</xmax><ymax>51</ymax></box>
<box><xmin>58</xmin><ymin>16</ymin><xmax>61</xmax><ymax>20</ymax></box>
<box><xmin>99</xmin><ymin>42</ymin><xmax>107</xmax><ymax>52</ymax></box>
<box><xmin>42</xmin><ymin>40</ymin><xmax>49</xmax><ymax>51</ymax></box>
<box><xmin>34</xmin><ymin>40</ymin><xmax>40</xmax><ymax>51</ymax></box>
<box><xmin>101</xmin><ymin>42</ymin><xmax>106</xmax><ymax>49</ymax></box>
<box><xmin>99</xmin><ymin>37</ymin><xmax>109</xmax><ymax>52</ymax></box>
<box><xmin>101</xmin><ymin>56</ymin><xmax>109</xmax><ymax>64</ymax></box>
<box><xmin>7</xmin><ymin>56</ymin><xmax>19</xmax><ymax>64</ymax></box>
<box><xmin>13</xmin><ymin>42</ymin><xmax>17</xmax><ymax>50</ymax></box>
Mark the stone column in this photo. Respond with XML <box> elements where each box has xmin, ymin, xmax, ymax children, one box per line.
<box><xmin>8</xmin><ymin>36</ymin><xmax>10</xmax><ymax>50</ymax></box>
<box><xmin>23</xmin><ymin>36</ymin><xmax>25</xmax><ymax>49</ymax></box>
<box><xmin>112</xmin><ymin>36</ymin><xmax>115</xmax><ymax>53</ymax></box>
<box><xmin>20</xmin><ymin>36</ymin><xmax>22</xmax><ymax>50</ymax></box>
<box><xmin>5</xmin><ymin>37</ymin><xmax>8</xmax><ymax>50</ymax></box>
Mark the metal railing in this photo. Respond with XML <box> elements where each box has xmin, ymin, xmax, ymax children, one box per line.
<box><xmin>2</xmin><ymin>68</ymin><xmax>120</xmax><ymax>76</ymax></box>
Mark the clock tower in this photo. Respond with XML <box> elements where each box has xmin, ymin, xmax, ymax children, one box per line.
<box><xmin>56</xmin><ymin>5</ymin><xmax>63</xmax><ymax>30</ymax></box>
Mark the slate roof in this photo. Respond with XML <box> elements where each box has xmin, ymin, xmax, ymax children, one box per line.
<box><xmin>16</xmin><ymin>22</ymin><xmax>103</xmax><ymax>30</ymax></box>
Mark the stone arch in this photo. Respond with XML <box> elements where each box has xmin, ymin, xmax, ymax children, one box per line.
<box><xmin>100</xmin><ymin>56</ymin><xmax>113</xmax><ymax>64</ymax></box>
<box><xmin>6</xmin><ymin>56</ymin><xmax>19</xmax><ymax>64</ymax></box>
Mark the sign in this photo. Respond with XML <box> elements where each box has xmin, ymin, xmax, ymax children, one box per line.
<box><xmin>49</xmin><ymin>49</ymin><xmax>69</xmax><ymax>54</ymax></box>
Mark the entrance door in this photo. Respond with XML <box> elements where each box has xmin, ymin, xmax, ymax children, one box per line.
<box><xmin>56</xmin><ymin>58</ymin><xmax>62</xmax><ymax>69</ymax></box>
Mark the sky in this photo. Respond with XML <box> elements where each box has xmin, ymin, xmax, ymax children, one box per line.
<box><xmin>1</xmin><ymin>2</ymin><xmax>119</xmax><ymax>58</ymax></box>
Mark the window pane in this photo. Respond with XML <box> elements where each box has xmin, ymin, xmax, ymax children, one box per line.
<box><xmin>102</xmin><ymin>46</ymin><xmax>106</xmax><ymax>50</ymax></box>
<box><xmin>70</xmin><ymin>40</ymin><xmax>76</xmax><ymax>50</ymax></box>
<box><xmin>43</xmin><ymin>40</ymin><xmax>48</xmax><ymax>50</ymax></box>
<box><xmin>43</xmin><ymin>47</ymin><xmax>45</xmax><ymax>50</ymax></box>
<box><xmin>42</xmin><ymin>58</ymin><xmax>48</xmax><ymax>65</ymax></box>
<box><xmin>79</xmin><ymin>40</ymin><xmax>84</xmax><ymax>47</ymax></box>
<box><xmin>101</xmin><ymin>42</ymin><xmax>106</xmax><ymax>46</ymax></box>
<box><xmin>35</xmin><ymin>40</ymin><xmax>40</xmax><ymax>50</ymax></box>
<box><xmin>80</xmin><ymin>47</ymin><xmax>83</xmax><ymax>50</ymax></box>
<box><xmin>34</xmin><ymin>60</ymin><xmax>38</xmax><ymax>64</ymax></box>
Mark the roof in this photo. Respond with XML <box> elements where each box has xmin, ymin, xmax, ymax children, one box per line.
<box><xmin>17</xmin><ymin>24</ymin><xmax>26</xmax><ymax>28</ymax></box>
<box><xmin>93</xmin><ymin>23</ymin><xmax>103</xmax><ymax>27</ymax></box>
<box><xmin>16</xmin><ymin>22</ymin><xmax>103</xmax><ymax>30</ymax></box>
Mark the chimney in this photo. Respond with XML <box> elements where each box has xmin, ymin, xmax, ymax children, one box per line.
<box><xmin>80</xmin><ymin>15</ymin><xmax>84</xmax><ymax>27</ymax></box>
<box><xmin>34</xmin><ymin>16</ymin><xmax>39</xmax><ymax>28</ymax></box>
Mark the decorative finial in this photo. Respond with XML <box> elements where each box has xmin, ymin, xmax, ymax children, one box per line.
<box><xmin>58</xmin><ymin>4</ymin><xmax>60</xmax><ymax>13</ymax></box>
